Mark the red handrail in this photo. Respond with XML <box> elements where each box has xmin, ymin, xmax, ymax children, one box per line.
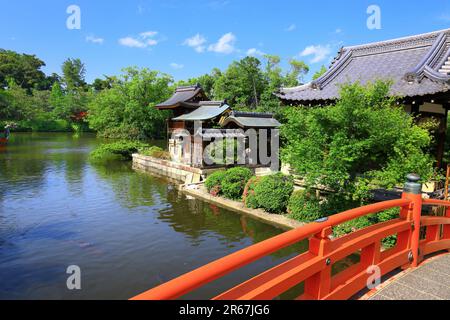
<box><xmin>131</xmin><ymin>180</ymin><xmax>450</xmax><ymax>300</ymax></box>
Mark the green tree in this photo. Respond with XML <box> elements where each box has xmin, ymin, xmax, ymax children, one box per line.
<box><xmin>0</xmin><ymin>49</ymin><xmax>47</xmax><ymax>91</ymax></box>
<box><xmin>62</xmin><ymin>58</ymin><xmax>86</xmax><ymax>92</ymax></box>
<box><xmin>88</xmin><ymin>67</ymin><xmax>172</xmax><ymax>139</ymax></box>
<box><xmin>286</xmin><ymin>59</ymin><xmax>309</xmax><ymax>86</ymax></box>
<box><xmin>214</xmin><ymin>56</ymin><xmax>267</xmax><ymax>109</ymax></box>
<box><xmin>281</xmin><ymin>81</ymin><xmax>436</xmax><ymax>205</ymax></box>
<box><xmin>312</xmin><ymin>65</ymin><xmax>328</xmax><ymax>80</ymax></box>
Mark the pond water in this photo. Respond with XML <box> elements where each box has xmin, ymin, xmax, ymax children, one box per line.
<box><xmin>0</xmin><ymin>133</ymin><xmax>316</xmax><ymax>300</ymax></box>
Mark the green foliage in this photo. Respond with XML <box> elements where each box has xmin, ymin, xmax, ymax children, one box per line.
<box><xmin>221</xmin><ymin>167</ymin><xmax>253</xmax><ymax>200</ymax></box>
<box><xmin>0</xmin><ymin>51</ymin><xmax>90</xmax><ymax>132</ymax></box>
<box><xmin>287</xmin><ymin>190</ymin><xmax>323</xmax><ymax>222</ymax></box>
<box><xmin>312</xmin><ymin>65</ymin><xmax>327</xmax><ymax>80</ymax></box>
<box><xmin>0</xmin><ymin>49</ymin><xmax>49</xmax><ymax>90</ymax></box>
<box><xmin>62</xmin><ymin>58</ymin><xmax>86</xmax><ymax>92</ymax></box>
<box><xmin>212</xmin><ymin>55</ymin><xmax>309</xmax><ymax>113</ymax></box>
<box><xmin>87</xmin><ymin>67</ymin><xmax>172</xmax><ymax>139</ymax></box>
<box><xmin>281</xmin><ymin>81</ymin><xmax>436</xmax><ymax>203</ymax></box>
<box><xmin>204</xmin><ymin>138</ymin><xmax>239</xmax><ymax>165</ymax></box>
<box><xmin>205</xmin><ymin>170</ymin><xmax>227</xmax><ymax>195</ymax></box>
<box><xmin>249</xmin><ymin>173</ymin><xmax>294</xmax><ymax>213</ymax></box>
<box><xmin>243</xmin><ymin>176</ymin><xmax>262</xmax><ymax>209</ymax></box>
<box><xmin>139</xmin><ymin>146</ymin><xmax>170</xmax><ymax>159</ymax></box>
<box><xmin>89</xmin><ymin>140</ymin><xmax>149</xmax><ymax>163</ymax></box>
<box><xmin>333</xmin><ymin>215</ymin><xmax>374</xmax><ymax>238</ymax></box>
<box><xmin>332</xmin><ymin>208</ymin><xmax>400</xmax><ymax>248</ymax></box>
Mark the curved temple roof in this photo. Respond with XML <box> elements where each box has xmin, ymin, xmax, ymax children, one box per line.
<box><xmin>172</xmin><ymin>101</ymin><xmax>230</xmax><ymax>121</ymax></box>
<box><xmin>221</xmin><ymin>111</ymin><xmax>281</xmax><ymax>128</ymax></box>
<box><xmin>155</xmin><ymin>84</ymin><xmax>207</xmax><ymax>109</ymax></box>
<box><xmin>276</xmin><ymin>28</ymin><xmax>450</xmax><ymax>104</ymax></box>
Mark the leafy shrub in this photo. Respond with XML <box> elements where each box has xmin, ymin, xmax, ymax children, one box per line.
<box><xmin>221</xmin><ymin>167</ymin><xmax>253</xmax><ymax>200</ymax></box>
<box><xmin>333</xmin><ymin>215</ymin><xmax>375</xmax><ymax>238</ymax></box>
<box><xmin>243</xmin><ymin>176</ymin><xmax>261</xmax><ymax>209</ymax></box>
<box><xmin>89</xmin><ymin>140</ymin><xmax>149</xmax><ymax>163</ymax></box>
<box><xmin>377</xmin><ymin>208</ymin><xmax>400</xmax><ymax>248</ymax></box>
<box><xmin>248</xmin><ymin>173</ymin><xmax>294</xmax><ymax>214</ymax></box>
<box><xmin>281</xmin><ymin>81</ymin><xmax>436</xmax><ymax>203</ymax></box>
<box><xmin>287</xmin><ymin>190</ymin><xmax>323</xmax><ymax>222</ymax></box>
<box><xmin>205</xmin><ymin>170</ymin><xmax>227</xmax><ymax>195</ymax></box>
<box><xmin>332</xmin><ymin>207</ymin><xmax>400</xmax><ymax>248</ymax></box>
<box><xmin>140</xmin><ymin>146</ymin><xmax>171</xmax><ymax>160</ymax></box>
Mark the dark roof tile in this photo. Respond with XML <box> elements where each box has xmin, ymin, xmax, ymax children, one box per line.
<box><xmin>277</xmin><ymin>28</ymin><xmax>450</xmax><ymax>103</ymax></box>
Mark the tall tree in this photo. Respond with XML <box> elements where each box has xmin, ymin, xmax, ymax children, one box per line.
<box><xmin>312</xmin><ymin>65</ymin><xmax>328</xmax><ymax>80</ymax></box>
<box><xmin>0</xmin><ymin>49</ymin><xmax>47</xmax><ymax>91</ymax></box>
<box><xmin>62</xmin><ymin>58</ymin><xmax>86</xmax><ymax>92</ymax></box>
<box><xmin>214</xmin><ymin>56</ymin><xmax>266</xmax><ymax>109</ymax></box>
<box><xmin>285</xmin><ymin>59</ymin><xmax>309</xmax><ymax>86</ymax></box>
<box><xmin>88</xmin><ymin>67</ymin><xmax>173</xmax><ymax>139</ymax></box>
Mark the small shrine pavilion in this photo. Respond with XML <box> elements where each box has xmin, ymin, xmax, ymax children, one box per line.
<box><xmin>155</xmin><ymin>85</ymin><xmax>281</xmax><ymax>168</ymax></box>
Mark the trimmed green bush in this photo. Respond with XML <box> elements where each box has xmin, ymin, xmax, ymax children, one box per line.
<box><xmin>243</xmin><ymin>176</ymin><xmax>261</xmax><ymax>209</ymax></box>
<box><xmin>287</xmin><ymin>190</ymin><xmax>323</xmax><ymax>222</ymax></box>
<box><xmin>89</xmin><ymin>140</ymin><xmax>149</xmax><ymax>163</ymax></box>
<box><xmin>221</xmin><ymin>167</ymin><xmax>253</xmax><ymax>200</ymax></box>
<box><xmin>205</xmin><ymin>170</ymin><xmax>227</xmax><ymax>195</ymax></box>
<box><xmin>249</xmin><ymin>173</ymin><xmax>294</xmax><ymax>214</ymax></box>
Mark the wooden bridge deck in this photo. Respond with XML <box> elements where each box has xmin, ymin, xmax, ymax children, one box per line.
<box><xmin>368</xmin><ymin>253</ymin><xmax>450</xmax><ymax>300</ymax></box>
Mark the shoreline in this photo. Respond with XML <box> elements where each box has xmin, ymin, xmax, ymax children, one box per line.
<box><xmin>179</xmin><ymin>183</ymin><xmax>304</xmax><ymax>231</ymax></box>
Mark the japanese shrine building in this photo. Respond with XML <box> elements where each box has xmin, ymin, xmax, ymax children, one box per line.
<box><xmin>276</xmin><ymin>28</ymin><xmax>450</xmax><ymax>168</ymax></box>
<box><xmin>155</xmin><ymin>84</ymin><xmax>280</xmax><ymax>168</ymax></box>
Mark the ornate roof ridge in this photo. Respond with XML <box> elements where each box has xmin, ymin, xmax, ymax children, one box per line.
<box><xmin>344</xmin><ymin>28</ymin><xmax>450</xmax><ymax>55</ymax></box>
<box><xmin>175</xmin><ymin>84</ymin><xmax>201</xmax><ymax>92</ymax></box>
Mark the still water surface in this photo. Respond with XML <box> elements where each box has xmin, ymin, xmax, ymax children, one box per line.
<box><xmin>0</xmin><ymin>133</ymin><xmax>313</xmax><ymax>299</ymax></box>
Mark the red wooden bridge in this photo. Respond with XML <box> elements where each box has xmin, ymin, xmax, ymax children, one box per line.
<box><xmin>131</xmin><ymin>174</ymin><xmax>450</xmax><ymax>300</ymax></box>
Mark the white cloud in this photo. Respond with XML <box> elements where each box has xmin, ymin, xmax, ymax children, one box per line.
<box><xmin>140</xmin><ymin>31</ymin><xmax>158</xmax><ymax>38</ymax></box>
<box><xmin>300</xmin><ymin>44</ymin><xmax>332</xmax><ymax>63</ymax></box>
<box><xmin>86</xmin><ymin>35</ymin><xmax>104</xmax><ymax>44</ymax></box>
<box><xmin>183</xmin><ymin>33</ymin><xmax>207</xmax><ymax>53</ymax></box>
<box><xmin>246</xmin><ymin>48</ymin><xmax>265</xmax><ymax>56</ymax></box>
<box><xmin>208</xmin><ymin>32</ymin><xmax>236</xmax><ymax>54</ymax></box>
<box><xmin>118</xmin><ymin>31</ymin><xmax>158</xmax><ymax>48</ymax></box>
<box><xmin>334</xmin><ymin>28</ymin><xmax>342</xmax><ymax>34</ymax></box>
<box><xmin>170</xmin><ymin>62</ymin><xmax>184</xmax><ymax>69</ymax></box>
<box><xmin>286</xmin><ymin>24</ymin><xmax>296</xmax><ymax>32</ymax></box>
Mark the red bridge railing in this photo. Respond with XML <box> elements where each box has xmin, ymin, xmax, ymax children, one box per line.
<box><xmin>131</xmin><ymin>174</ymin><xmax>450</xmax><ymax>300</ymax></box>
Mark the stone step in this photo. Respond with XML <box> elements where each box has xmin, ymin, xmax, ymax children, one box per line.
<box><xmin>439</xmin><ymin>69</ymin><xmax>450</xmax><ymax>74</ymax></box>
<box><xmin>441</xmin><ymin>64</ymin><xmax>450</xmax><ymax>69</ymax></box>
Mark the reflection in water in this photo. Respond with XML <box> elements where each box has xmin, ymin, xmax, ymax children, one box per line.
<box><xmin>0</xmin><ymin>133</ymin><xmax>312</xmax><ymax>300</ymax></box>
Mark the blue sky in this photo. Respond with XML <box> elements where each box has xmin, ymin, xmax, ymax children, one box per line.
<box><xmin>1</xmin><ymin>0</ymin><xmax>450</xmax><ymax>83</ymax></box>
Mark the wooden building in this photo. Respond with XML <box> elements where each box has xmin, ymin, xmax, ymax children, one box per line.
<box><xmin>276</xmin><ymin>28</ymin><xmax>450</xmax><ymax>168</ymax></box>
<box><xmin>155</xmin><ymin>84</ymin><xmax>281</xmax><ymax>168</ymax></box>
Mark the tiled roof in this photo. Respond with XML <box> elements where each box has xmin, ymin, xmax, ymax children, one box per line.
<box><xmin>155</xmin><ymin>84</ymin><xmax>206</xmax><ymax>109</ymax></box>
<box><xmin>276</xmin><ymin>29</ymin><xmax>450</xmax><ymax>104</ymax></box>
<box><xmin>221</xmin><ymin>111</ymin><xmax>281</xmax><ymax>128</ymax></box>
<box><xmin>172</xmin><ymin>101</ymin><xmax>230</xmax><ymax>121</ymax></box>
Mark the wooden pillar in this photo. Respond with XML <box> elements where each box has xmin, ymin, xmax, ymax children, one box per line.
<box><xmin>436</xmin><ymin>105</ymin><xmax>448</xmax><ymax>169</ymax></box>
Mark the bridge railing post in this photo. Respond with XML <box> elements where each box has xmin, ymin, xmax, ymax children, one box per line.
<box><xmin>443</xmin><ymin>207</ymin><xmax>450</xmax><ymax>250</ymax></box>
<box><xmin>401</xmin><ymin>174</ymin><xmax>423</xmax><ymax>267</ymax></box>
<box><xmin>304</xmin><ymin>226</ymin><xmax>332</xmax><ymax>299</ymax></box>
